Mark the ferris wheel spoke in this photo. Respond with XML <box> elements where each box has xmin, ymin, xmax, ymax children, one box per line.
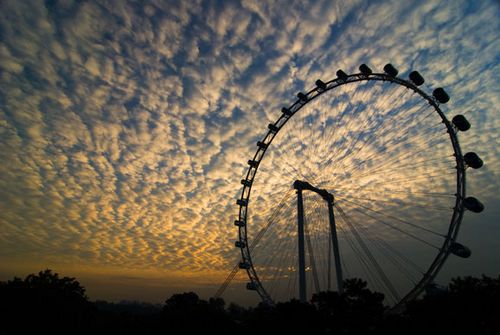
<box><xmin>266</xmin><ymin>233</ymin><xmax>296</xmax><ymax>299</ymax></box>
<box><xmin>337</xmin><ymin>221</ymin><xmax>387</xmax><ymax>296</ymax></box>
<box><xmin>272</xmin><ymin>134</ymin><xmax>303</xmax><ymax>177</ymax></box>
<box><xmin>339</xmin><ymin>98</ymin><xmax>434</xmax><ymax>169</ymax></box>
<box><xmin>327</xmin><ymin>89</ymin><xmax>379</xmax><ymax>161</ymax></box>
<box><xmin>333</xmin><ymin>181</ymin><xmax>456</xmax><ymax>200</ymax></box>
<box><xmin>353</xmin><ymin>224</ymin><xmax>420</xmax><ymax>285</ymax></box>
<box><xmin>304</xmin><ymin>197</ymin><xmax>330</xmax><ymax>295</ymax></box>
<box><xmin>302</xmin><ymin>198</ymin><xmax>324</xmax><ymax>288</ymax></box>
<box><xmin>329</xmin><ymin>87</ymin><xmax>415</xmax><ymax>170</ymax></box>
<box><xmin>262</xmin><ymin>196</ymin><xmax>325</xmax><ymax>300</ymax></box>
<box><xmin>216</xmin><ymin>191</ymin><xmax>294</xmax><ymax>299</ymax></box>
<box><xmin>286</xmin><ymin>238</ymin><xmax>299</xmax><ymax>300</ymax></box>
<box><xmin>335</xmin><ymin>194</ymin><xmax>452</xmax><ymax>211</ymax></box>
<box><xmin>248</xmin><ymin>190</ymin><xmax>294</xmax><ymax>247</ymax></box>
<box><xmin>292</xmin><ymin>266</ymin><xmax>299</xmax><ymax>300</ymax></box>
<box><xmin>262</xmin><ymin>218</ymin><xmax>297</xmax><ymax>298</ymax></box>
<box><xmin>375</xmin><ymin>242</ymin><xmax>419</xmax><ymax>284</ymax></box>
<box><xmin>336</xmin><ymin>204</ymin><xmax>401</xmax><ymax>303</ymax></box>
<box><xmin>348</xmin><ymin>212</ymin><xmax>424</xmax><ymax>283</ymax></box>
<box><xmin>315</xmin><ymin>83</ymin><xmax>375</xmax><ymax>169</ymax></box>
<box><xmin>369</xmin><ymin>189</ymin><xmax>455</xmax><ymax>198</ymax></box>
<box><xmin>346</xmin><ymin>155</ymin><xmax>455</xmax><ymax>182</ymax></box>
<box><xmin>340</xmin><ymin>247</ymin><xmax>351</xmax><ymax>280</ymax></box>
<box><xmin>369</xmin><ymin>171</ymin><xmax>455</xmax><ymax>186</ymax></box>
<box><xmin>304</xmin><ymin>208</ymin><xmax>321</xmax><ymax>294</ymax></box>
<box><xmin>344</xmin><ymin>128</ymin><xmax>449</xmax><ymax>180</ymax></box>
<box><xmin>368</xmin><ymin>169</ymin><xmax>455</xmax><ymax>186</ymax></box>
<box><xmin>310</xmin><ymin>200</ymin><xmax>331</xmax><ymax>289</ymax></box>
<box><xmin>288</xmin><ymin>241</ymin><xmax>299</xmax><ymax>300</ymax></box>
<box><xmin>332</xmin><ymin>184</ymin><xmax>456</xmax><ymax>204</ymax></box>
<box><xmin>376</xmin><ymin>101</ymin><xmax>440</xmax><ymax>141</ymax></box>
<box><xmin>376</xmin><ymin>238</ymin><xmax>426</xmax><ymax>274</ymax></box>
<box><xmin>305</xmin><ymin>200</ymin><xmax>321</xmax><ymax>292</ymax></box>
<box><xmin>343</xmin><ymin>113</ymin><xmax>447</xmax><ymax>173</ymax></box>
<box><xmin>252</xmin><ymin>199</ymin><xmax>296</xmax><ymax>267</ymax></box>
<box><xmin>334</xmin><ymin>170</ymin><xmax>455</xmax><ymax>195</ymax></box>
<box><xmin>258</xmin><ymin>224</ymin><xmax>290</xmax><ymax>272</ymax></box>
<box><xmin>339</xmin><ymin>199</ymin><xmax>445</xmax><ymax>244</ymax></box>
<box><xmin>363</xmin><ymin>156</ymin><xmax>455</xmax><ymax>180</ymax></box>
<box><xmin>336</xmin><ymin>166</ymin><xmax>455</xmax><ymax>192</ymax></box>
<box><xmin>337</xmin><ymin>200</ymin><xmax>441</xmax><ymax>249</ymax></box>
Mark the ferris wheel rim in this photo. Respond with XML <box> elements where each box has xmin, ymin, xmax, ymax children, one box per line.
<box><xmin>235</xmin><ymin>70</ymin><xmax>467</xmax><ymax>309</ymax></box>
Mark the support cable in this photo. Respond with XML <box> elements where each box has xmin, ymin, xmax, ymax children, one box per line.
<box><xmin>336</xmin><ymin>203</ymin><xmax>401</xmax><ymax>303</ymax></box>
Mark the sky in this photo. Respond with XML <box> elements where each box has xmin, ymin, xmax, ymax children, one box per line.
<box><xmin>0</xmin><ymin>0</ymin><xmax>499</xmax><ymax>306</ymax></box>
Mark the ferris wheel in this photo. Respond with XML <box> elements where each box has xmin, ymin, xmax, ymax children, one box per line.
<box><xmin>230</xmin><ymin>63</ymin><xmax>484</xmax><ymax>310</ymax></box>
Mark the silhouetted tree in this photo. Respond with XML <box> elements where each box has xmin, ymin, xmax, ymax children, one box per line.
<box><xmin>311</xmin><ymin>278</ymin><xmax>385</xmax><ymax>334</ymax></box>
<box><xmin>405</xmin><ymin>275</ymin><xmax>500</xmax><ymax>335</ymax></box>
<box><xmin>162</xmin><ymin>292</ymin><xmax>234</xmax><ymax>333</ymax></box>
<box><xmin>344</xmin><ymin>278</ymin><xmax>385</xmax><ymax>334</ymax></box>
<box><xmin>0</xmin><ymin>269</ymin><xmax>94</xmax><ymax>333</ymax></box>
<box><xmin>2</xmin><ymin>271</ymin><xmax>499</xmax><ymax>334</ymax></box>
<box><xmin>93</xmin><ymin>300</ymin><xmax>161</xmax><ymax>334</ymax></box>
<box><xmin>243</xmin><ymin>299</ymin><xmax>318</xmax><ymax>334</ymax></box>
<box><xmin>311</xmin><ymin>290</ymin><xmax>345</xmax><ymax>333</ymax></box>
<box><xmin>275</xmin><ymin>299</ymin><xmax>321</xmax><ymax>333</ymax></box>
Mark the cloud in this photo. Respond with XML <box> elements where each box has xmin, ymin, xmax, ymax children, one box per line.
<box><xmin>0</xmin><ymin>0</ymin><xmax>499</xmax><ymax>303</ymax></box>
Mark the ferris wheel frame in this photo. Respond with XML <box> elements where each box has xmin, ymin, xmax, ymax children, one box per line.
<box><xmin>234</xmin><ymin>65</ymin><xmax>475</xmax><ymax>310</ymax></box>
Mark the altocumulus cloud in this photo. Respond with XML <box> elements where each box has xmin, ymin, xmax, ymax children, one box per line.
<box><xmin>0</xmin><ymin>0</ymin><xmax>499</xmax><ymax>302</ymax></box>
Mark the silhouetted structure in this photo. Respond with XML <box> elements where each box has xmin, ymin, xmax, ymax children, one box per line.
<box><xmin>1</xmin><ymin>270</ymin><xmax>499</xmax><ymax>334</ymax></box>
<box><xmin>233</xmin><ymin>63</ymin><xmax>485</xmax><ymax>311</ymax></box>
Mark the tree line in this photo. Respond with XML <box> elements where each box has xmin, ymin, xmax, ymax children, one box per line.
<box><xmin>1</xmin><ymin>269</ymin><xmax>499</xmax><ymax>334</ymax></box>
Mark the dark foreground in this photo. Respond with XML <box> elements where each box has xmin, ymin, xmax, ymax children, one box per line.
<box><xmin>1</xmin><ymin>270</ymin><xmax>499</xmax><ymax>334</ymax></box>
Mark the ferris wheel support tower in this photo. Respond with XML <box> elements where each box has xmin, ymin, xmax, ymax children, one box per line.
<box><xmin>293</xmin><ymin>180</ymin><xmax>344</xmax><ymax>302</ymax></box>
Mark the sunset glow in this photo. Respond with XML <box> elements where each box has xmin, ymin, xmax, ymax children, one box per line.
<box><xmin>0</xmin><ymin>0</ymin><xmax>499</xmax><ymax>305</ymax></box>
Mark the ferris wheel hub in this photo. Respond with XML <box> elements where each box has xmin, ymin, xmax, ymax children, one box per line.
<box><xmin>293</xmin><ymin>180</ymin><xmax>333</xmax><ymax>202</ymax></box>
